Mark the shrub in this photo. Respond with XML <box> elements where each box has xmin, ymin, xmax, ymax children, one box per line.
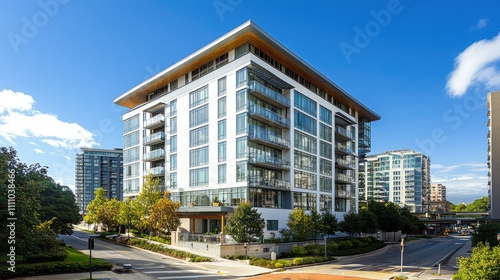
<box><xmin>454</xmin><ymin>242</ymin><xmax>500</xmax><ymax>279</ymax></box>
<box><xmin>24</xmin><ymin>249</ymin><xmax>68</xmax><ymax>263</ymax></box>
<box><xmin>126</xmin><ymin>238</ymin><xmax>211</xmax><ymax>262</ymax></box>
<box><xmin>350</xmin><ymin>238</ymin><xmax>363</xmax><ymax>248</ymax></box>
<box><xmin>290</xmin><ymin>246</ymin><xmax>307</xmax><ymax>256</ymax></box>
<box><xmin>292</xmin><ymin>257</ymin><xmax>304</xmax><ymax>265</ymax></box>
<box><xmin>305</xmin><ymin>244</ymin><xmax>323</xmax><ymax>256</ymax></box>
<box><xmin>337</xmin><ymin>240</ymin><xmax>353</xmax><ymax>250</ymax></box>
<box><xmin>0</xmin><ymin>259</ymin><xmax>112</xmax><ymax>279</ymax></box>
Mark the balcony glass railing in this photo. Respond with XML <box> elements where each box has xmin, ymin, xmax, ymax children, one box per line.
<box><xmin>248</xmin><ymin>125</ymin><xmax>290</xmax><ymax>149</ymax></box>
<box><xmin>248</xmin><ymin>104</ymin><xmax>290</xmax><ymax>128</ymax></box>
<box><xmin>144</xmin><ymin>114</ymin><xmax>165</xmax><ymax>128</ymax></box>
<box><xmin>335</xmin><ymin>173</ymin><xmax>355</xmax><ymax>183</ymax></box>
<box><xmin>335</xmin><ymin>158</ymin><xmax>353</xmax><ymax>168</ymax></box>
<box><xmin>143</xmin><ymin>132</ymin><xmax>165</xmax><ymax>145</ymax></box>
<box><xmin>143</xmin><ymin>149</ymin><xmax>165</xmax><ymax>161</ymax></box>
<box><xmin>335</xmin><ymin>143</ymin><xmax>354</xmax><ymax>154</ymax></box>
<box><xmin>335</xmin><ymin>126</ymin><xmax>353</xmax><ymax>139</ymax></box>
<box><xmin>249</xmin><ymin>80</ymin><xmax>290</xmax><ymax>107</ymax></box>
<box><xmin>248</xmin><ymin>176</ymin><xmax>291</xmax><ymax>190</ymax></box>
<box><xmin>146</xmin><ymin>166</ymin><xmax>165</xmax><ymax>176</ymax></box>
<box><xmin>248</xmin><ymin>152</ymin><xmax>290</xmax><ymax>169</ymax></box>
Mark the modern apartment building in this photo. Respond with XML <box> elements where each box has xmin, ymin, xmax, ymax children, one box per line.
<box><xmin>487</xmin><ymin>91</ymin><xmax>500</xmax><ymax>220</ymax></box>
<box><xmin>75</xmin><ymin>147</ymin><xmax>124</xmax><ymax>213</ymax></box>
<box><xmin>114</xmin><ymin>20</ymin><xmax>379</xmax><ymax>237</ymax></box>
<box><xmin>360</xmin><ymin>149</ymin><xmax>430</xmax><ymax>213</ymax></box>
<box><xmin>430</xmin><ymin>183</ymin><xmax>446</xmax><ymax>202</ymax></box>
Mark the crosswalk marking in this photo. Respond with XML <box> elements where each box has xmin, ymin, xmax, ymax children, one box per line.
<box><xmin>157</xmin><ymin>275</ymin><xmax>223</xmax><ymax>280</ymax></box>
<box><xmin>144</xmin><ymin>269</ymin><xmax>208</xmax><ymax>274</ymax></box>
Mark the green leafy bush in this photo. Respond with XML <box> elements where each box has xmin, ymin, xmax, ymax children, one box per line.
<box><xmin>290</xmin><ymin>246</ymin><xmax>307</xmax><ymax>256</ymax></box>
<box><xmin>304</xmin><ymin>244</ymin><xmax>323</xmax><ymax>256</ymax></box>
<box><xmin>350</xmin><ymin>238</ymin><xmax>363</xmax><ymax>248</ymax></box>
<box><xmin>454</xmin><ymin>242</ymin><xmax>500</xmax><ymax>280</ymax></box>
<box><xmin>337</xmin><ymin>240</ymin><xmax>353</xmax><ymax>250</ymax></box>
<box><xmin>292</xmin><ymin>257</ymin><xmax>304</xmax><ymax>265</ymax></box>
<box><xmin>24</xmin><ymin>249</ymin><xmax>68</xmax><ymax>263</ymax></box>
<box><xmin>126</xmin><ymin>238</ymin><xmax>211</xmax><ymax>262</ymax></box>
<box><xmin>0</xmin><ymin>259</ymin><xmax>111</xmax><ymax>279</ymax></box>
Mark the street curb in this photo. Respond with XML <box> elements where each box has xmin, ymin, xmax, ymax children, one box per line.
<box><xmin>431</xmin><ymin>241</ymin><xmax>466</xmax><ymax>267</ymax></box>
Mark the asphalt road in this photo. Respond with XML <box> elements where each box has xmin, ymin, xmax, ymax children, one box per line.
<box><xmin>284</xmin><ymin>235</ymin><xmax>468</xmax><ymax>277</ymax></box>
<box><xmin>61</xmin><ymin>229</ymin><xmax>235</xmax><ymax>280</ymax></box>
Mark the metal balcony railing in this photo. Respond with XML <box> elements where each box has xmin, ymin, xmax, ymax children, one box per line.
<box><xmin>143</xmin><ymin>149</ymin><xmax>165</xmax><ymax>162</ymax></box>
<box><xmin>144</xmin><ymin>114</ymin><xmax>165</xmax><ymax>129</ymax></box>
<box><xmin>248</xmin><ymin>125</ymin><xmax>290</xmax><ymax>149</ymax></box>
<box><xmin>143</xmin><ymin>132</ymin><xmax>165</xmax><ymax>146</ymax></box>
<box><xmin>248</xmin><ymin>176</ymin><xmax>291</xmax><ymax>190</ymax></box>
<box><xmin>248</xmin><ymin>104</ymin><xmax>290</xmax><ymax>128</ymax></box>
<box><xmin>249</xmin><ymin>80</ymin><xmax>290</xmax><ymax>108</ymax></box>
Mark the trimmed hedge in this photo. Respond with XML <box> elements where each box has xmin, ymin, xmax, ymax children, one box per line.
<box><xmin>127</xmin><ymin>238</ymin><xmax>211</xmax><ymax>262</ymax></box>
<box><xmin>223</xmin><ymin>255</ymin><xmax>331</xmax><ymax>268</ymax></box>
<box><xmin>282</xmin><ymin>237</ymin><xmax>385</xmax><ymax>257</ymax></box>
<box><xmin>24</xmin><ymin>249</ymin><xmax>68</xmax><ymax>263</ymax></box>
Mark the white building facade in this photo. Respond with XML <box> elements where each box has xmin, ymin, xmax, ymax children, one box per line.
<box><xmin>114</xmin><ymin>21</ymin><xmax>379</xmax><ymax>237</ymax></box>
<box><xmin>360</xmin><ymin>150</ymin><xmax>431</xmax><ymax>213</ymax></box>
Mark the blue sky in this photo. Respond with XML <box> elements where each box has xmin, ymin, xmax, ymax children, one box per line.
<box><xmin>1</xmin><ymin>0</ymin><xmax>499</xmax><ymax>204</ymax></box>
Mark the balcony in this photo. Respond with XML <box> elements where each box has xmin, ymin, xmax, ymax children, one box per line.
<box><xmin>248</xmin><ymin>125</ymin><xmax>290</xmax><ymax>150</ymax></box>
<box><xmin>335</xmin><ymin>157</ymin><xmax>354</xmax><ymax>170</ymax></box>
<box><xmin>248</xmin><ymin>176</ymin><xmax>291</xmax><ymax>191</ymax></box>
<box><xmin>336</xmin><ymin>189</ymin><xmax>351</xmax><ymax>198</ymax></box>
<box><xmin>335</xmin><ymin>173</ymin><xmax>355</xmax><ymax>184</ymax></box>
<box><xmin>143</xmin><ymin>149</ymin><xmax>165</xmax><ymax>162</ymax></box>
<box><xmin>145</xmin><ymin>166</ymin><xmax>165</xmax><ymax>177</ymax></box>
<box><xmin>143</xmin><ymin>132</ymin><xmax>165</xmax><ymax>146</ymax></box>
<box><xmin>335</xmin><ymin>142</ymin><xmax>354</xmax><ymax>156</ymax></box>
<box><xmin>249</xmin><ymin>80</ymin><xmax>290</xmax><ymax>108</ymax></box>
<box><xmin>248</xmin><ymin>104</ymin><xmax>290</xmax><ymax>128</ymax></box>
<box><xmin>335</xmin><ymin>126</ymin><xmax>353</xmax><ymax>141</ymax></box>
<box><xmin>144</xmin><ymin>114</ymin><xmax>165</xmax><ymax>130</ymax></box>
<box><xmin>248</xmin><ymin>153</ymin><xmax>290</xmax><ymax>170</ymax></box>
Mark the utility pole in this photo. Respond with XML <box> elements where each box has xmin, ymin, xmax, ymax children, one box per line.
<box><xmin>400</xmin><ymin>235</ymin><xmax>405</xmax><ymax>273</ymax></box>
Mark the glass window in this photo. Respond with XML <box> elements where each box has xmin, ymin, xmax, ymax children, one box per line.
<box><xmin>190</xmin><ymin>167</ymin><xmax>209</xmax><ymax>187</ymax></box>
<box><xmin>190</xmin><ymin>146</ymin><xmax>209</xmax><ymax>167</ymax></box>
<box><xmin>236</xmin><ymin>89</ymin><xmax>247</xmax><ymax>112</ymax></box>
<box><xmin>170</xmin><ymin>135</ymin><xmax>177</xmax><ymax>153</ymax></box>
<box><xmin>236</xmin><ymin>137</ymin><xmax>247</xmax><ymax>159</ymax></box>
<box><xmin>170</xmin><ymin>154</ymin><xmax>177</xmax><ymax>171</ymax></box>
<box><xmin>236</xmin><ymin>68</ymin><xmax>247</xmax><ymax>88</ymax></box>
<box><xmin>170</xmin><ymin>117</ymin><xmax>177</xmax><ymax>134</ymax></box>
<box><xmin>189</xmin><ymin>104</ymin><xmax>209</xmax><ymax>127</ymax></box>
<box><xmin>218</xmin><ymin>120</ymin><xmax>226</xmax><ymax>140</ymax></box>
<box><xmin>235</xmin><ymin>44</ymin><xmax>249</xmax><ymax>58</ymax></box>
<box><xmin>294</xmin><ymin>150</ymin><xmax>317</xmax><ymax>172</ymax></box>
<box><xmin>319</xmin><ymin>159</ymin><xmax>332</xmax><ymax>176</ymax></box>
<box><xmin>170</xmin><ymin>100</ymin><xmax>177</xmax><ymax>116</ymax></box>
<box><xmin>190</xmin><ymin>125</ymin><xmax>209</xmax><ymax>147</ymax></box>
<box><xmin>218</xmin><ymin>164</ymin><xmax>227</xmax><ymax>184</ymax></box>
<box><xmin>319</xmin><ymin>105</ymin><xmax>332</xmax><ymax>125</ymax></box>
<box><xmin>218</xmin><ymin>97</ymin><xmax>226</xmax><ymax>118</ymax></box>
<box><xmin>294</xmin><ymin>171</ymin><xmax>317</xmax><ymax>190</ymax></box>
<box><xmin>320</xmin><ymin>195</ymin><xmax>332</xmax><ymax>212</ymax></box>
<box><xmin>294</xmin><ymin>90</ymin><xmax>317</xmax><ymax>116</ymax></box>
<box><xmin>124</xmin><ymin>146</ymin><xmax>139</xmax><ymax>163</ymax></box>
<box><xmin>218</xmin><ymin>77</ymin><xmax>226</xmax><ymax>96</ymax></box>
<box><xmin>218</xmin><ymin>141</ymin><xmax>226</xmax><ymax>162</ymax></box>
<box><xmin>319</xmin><ymin>123</ymin><xmax>332</xmax><ymax>142</ymax></box>
<box><xmin>294</xmin><ymin>110</ymin><xmax>316</xmax><ymax>135</ymax></box>
<box><xmin>267</xmin><ymin>220</ymin><xmax>278</xmax><ymax>231</ymax></box>
<box><xmin>319</xmin><ymin>176</ymin><xmax>332</xmax><ymax>192</ymax></box>
<box><xmin>236</xmin><ymin>160</ymin><xmax>247</xmax><ymax>182</ymax></box>
<box><xmin>319</xmin><ymin>141</ymin><xmax>332</xmax><ymax>158</ymax></box>
<box><xmin>294</xmin><ymin>130</ymin><xmax>317</xmax><ymax>153</ymax></box>
<box><xmin>189</xmin><ymin>85</ymin><xmax>209</xmax><ymax>108</ymax></box>
<box><xmin>124</xmin><ymin>131</ymin><xmax>139</xmax><ymax>148</ymax></box>
<box><xmin>236</xmin><ymin>113</ymin><xmax>247</xmax><ymax>134</ymax></box>
<box><xmin>293</xmin><ymin>192</ymin><xmax>317</xmax><ymax>210</ymax></box>
<box><xmin>170</xmin><ymin>172</ymin><xmax>177</xmax><ymax>189</ymax></box>
<box><xmin>124</xmin><ymin>115</ymin><xmax>139</xmax><ymax>134</ymax></box>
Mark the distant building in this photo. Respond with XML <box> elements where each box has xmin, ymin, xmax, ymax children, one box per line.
<box><xmin>360</xmin><ymin>149</ymin><xmax>431</xmax><ymax>213</ymax></box>
<box><xmin>430</xmin><ymin>183</ymin><xmax>446</xmax><ymax>202</ymax></box>
<box><xmin>75</xmin><ymin>148</ymin><xmax>123</xmax><ymax>213</ymax></box>
<box><xmin>113</xmin><ymin>20</ymin><xmax>380</xmax><ymax>237</ymax></box>
<box><xmin>487</xmin><ymin>91</ymin><xmax>500</xmax><ymax>220</ymax></box>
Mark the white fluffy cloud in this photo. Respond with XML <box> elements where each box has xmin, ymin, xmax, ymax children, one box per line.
<box><xmin>0</xmin><ymin>89</ymin><xmax>97</xmax><ymax>149</ymax></box>
<box><xmin>34</xmin><ymin>148</ymin><xmax>44</xmax><ymax>154</ymax></box>
<box><xmin>446</xmin><ymin>32</ymin><xmax>500</xmax><ymax>97</ymax></box>
<box><xmin>470</xmin><ymin>18</ymin><xmax>489</xmax><ymax>31</ymax></box>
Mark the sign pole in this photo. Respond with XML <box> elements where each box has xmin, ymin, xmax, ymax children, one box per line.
<box><xmin>400</xmin><ymin>237</ymin><xmax>404</xmax><ymax>273</ymax></box>
<box><xmin>88</xmin><ymin>237</ymin><xmax>94</xmax><ymax>279</ymax></box>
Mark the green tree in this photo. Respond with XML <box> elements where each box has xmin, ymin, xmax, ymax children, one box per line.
<box><xmin>310</xmin><ymin>208</ymin><xmax>323</xmax><ymax>241</ymax></box>
<box><xmin>224</xmin><ymin>201</ymin><xmax>265</xmax><ymax>243</ymax></box>
<box><xmin>286</xmin><ymin>208</ymin><xmax>314</xmax><ymax>242</ymax></box>
<box><xmin>455</xmin><ymin>243</ymin><xmax>500</xmax><ymax>279</ymax></box>
<box><xmin>119</xmin><ymin>197</ymin><xmax>139</xmax><ymax>237</ymax></box>
<box><xmin>472</xmin><ymin>222</ymin><xmax>500</xmax><ymax>247</ymax></box>
<box><xmin>358</xmin><ymin>209</ymin><xmax>378</xmax><ymax>234</ymax></box>
<box><xmin>339</xmin><ymin>212</ymin><xmax>360</xmax><ymax>236</ymax></box>
<box><xmin>399</xmin><ymin>207</ymin><xmax>425</xmax><ymax>234</ymax></box>
<box><xmin>131</xmin><ymin>174</ymin><xmax>162</xmax><ymax>234</ymax></box>
<box><xmin>369</xmin><ymin>200</ymin><xmax>403</xmax><ymax>232</ymax></box>
<box><xmin>320</xmin><ymin>211</ymin><xmax>338</xmax><ymax>236</ymax></box>
<box><xmin>451</xmin><ymin>203</ymin><xmax>467</xmax><ymax>212</ymax></box>
<box><xmin>147</xmin><ymin>192</ymin><xmax>181</xmax><ymax>235</ymax></box>
<box><xmin>39</xmin><ymin>182</ymin><xmax>82</xmax><ymax>235</ymax></box>
<box><xmin>84</xmin><ymin>187</ymin><xmax>108</xmax><ymax>225</ymax></box>
<box><xmin>97</xmin><ymin>198</ymin><xmax>122</xmax><ymax>231</ymax></box>
<box><xmin>466</xmin><ymin>196</ymin><xmax>489</xmax><ymax>212</ymax></box>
